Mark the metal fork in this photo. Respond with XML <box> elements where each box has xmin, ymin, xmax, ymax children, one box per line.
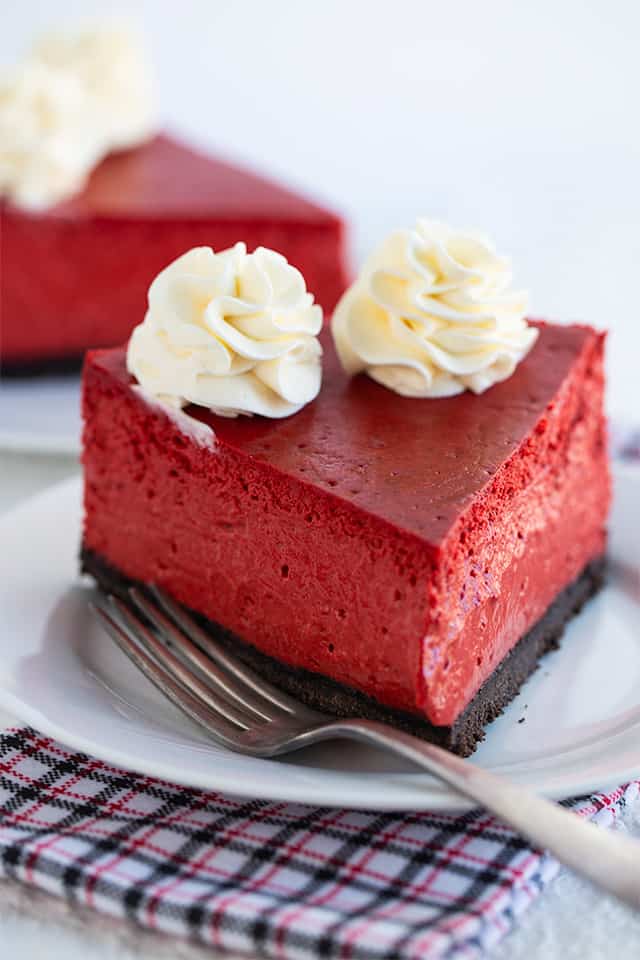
<box><xmin>92</xmin><ymin>585</ymin><xmax>640</xmax><ymax>909</ymax></box>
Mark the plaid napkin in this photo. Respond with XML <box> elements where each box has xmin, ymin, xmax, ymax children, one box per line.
<box><xmin>0</xmin><ymin>729</ymin><xmax>638</xmax><ymax>959</ymax></box>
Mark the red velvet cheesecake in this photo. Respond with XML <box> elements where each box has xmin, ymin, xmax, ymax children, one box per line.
<box><xmin>81</xmin><ymin>321</ymin><xmax>609</xmax><ymax>754</ymax></box>
<box><xmin>1</xmin><ymin>136</ymin><xmax>347</xmax><ymax>372</ymax></box>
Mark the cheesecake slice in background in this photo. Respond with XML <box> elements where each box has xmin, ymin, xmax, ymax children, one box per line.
<box><xmin>2</xmin><ymin>136</ymin><xmax>347</xmax><ymax>373</ymax></box>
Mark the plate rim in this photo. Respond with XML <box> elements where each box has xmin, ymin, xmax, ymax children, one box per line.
<box><xmin>0</xmin><ymin>429</ymin><xmax>80</xmax><ymax>456</ymax></box>
<box><xmin>0</xmin><ymin>468</ymin><xmax>639</xmax><ymax>812</ymax></box>
<box><xmin>0</xmin><ymin>374</ymin><xmax>82</xmax><ymax>456</ymax></box>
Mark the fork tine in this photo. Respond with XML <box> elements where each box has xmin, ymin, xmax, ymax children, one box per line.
<box><xmin>91</xmin><ymin>601</ymin><xmax>244</xmax><ymax>748</ymax></box>
<box><xmin>128</xmin><ymin>586</ymin><xmax>278</xmax><ymax>723</ymax></box>
<box><xmin>149</xmin><ymin>586</ymin><xmax>314</xmax><ymax>716</ymax></box>
<box><xmin>107</xmin><ymin>596</ymin><xmax>255</xmax><ymax>730</ymax></box>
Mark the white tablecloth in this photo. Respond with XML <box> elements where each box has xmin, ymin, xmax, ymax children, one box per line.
<box><xmin>1</xmin><ymin>450</ymin><xmax>639</xmax><ymax>960</ymax></box>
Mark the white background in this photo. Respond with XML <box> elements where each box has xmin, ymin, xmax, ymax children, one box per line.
<box><xmin>2</xmin><ymin>0</ymin><xmax>639</xmax><ymax>418</ymax></box>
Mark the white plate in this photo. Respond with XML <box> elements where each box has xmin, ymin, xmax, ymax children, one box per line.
<box><xmin>0</xmin><ymin>375</ymin><xmax>81</xmax><ymax>454</ymax></box>
<box><xmin>0</xmin><ymin>468</ymin><xmax>638</xmax><ymax>811</ymax></box>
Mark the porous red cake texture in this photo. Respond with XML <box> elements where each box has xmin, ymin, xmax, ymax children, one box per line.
<box><xmin>2</xmin><ymin>135</ymin><xmax>347</xmax><ymax>368</ymax></box>
<box><xmin>81</xmin><ymin>322</ymin><xmax>609</xmax><ymax>737</ymax></box>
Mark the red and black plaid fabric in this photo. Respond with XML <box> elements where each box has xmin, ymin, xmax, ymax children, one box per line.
<box><xmin>0</xmin><ymin>728</ymin><xmax>637</xmax><ymax>959</ymax></box>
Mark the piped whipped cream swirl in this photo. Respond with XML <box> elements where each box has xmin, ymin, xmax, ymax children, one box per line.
<box><xmin>0</xmin><ymin>24</ymin><xmax>154</xmax><ymax>209</ymax></box>
<box><xmin>332</xmin><ymin>219</ymin><xmax>538</xmax><ymax>397</ymax></box>
<box><xmin>33</xmin><ymin>25</ymin><xmax>155</xmax><ymax>152</ymax></box>
<box><xmin>0</xmin><ymin>60</ymin><xmax>100</xmax><ymax>209</ymax></box>
<box><xmin>127</xmin><ymin>244</ymin><xmax>323</xmax><ymax>419</ymax></box>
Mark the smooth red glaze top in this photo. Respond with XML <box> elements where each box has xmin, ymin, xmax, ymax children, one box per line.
<box><xmin>153</xmin><ymin>321</ymin><xmax>598</xmax><ymax>546</ymax></box>
<box><xmin>28</xmin><ymin>134</ymin><xmax>341</xmax><ymax>223</ymax></box>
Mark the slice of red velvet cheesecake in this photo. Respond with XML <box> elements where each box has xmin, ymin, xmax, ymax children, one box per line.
<box><xmin>1</xmin><ymin>135</ymin><xmax>347</xmax><ymax>373</ymax></box>
<box><xmin>1</xmin><ymin>23</ymin><xmax>348</xmax><ymax>373</ymax></box>
<box><xmin>81</xmin><ymin>308</ymin><xmax>609</xmax><ymax>755</ymax></box>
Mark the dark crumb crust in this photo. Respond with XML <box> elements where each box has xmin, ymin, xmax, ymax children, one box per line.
<box><xmin>1</xmin><ymin>354</ymin><xmax>86</xmax><ymax>378</ymax></box>
<box><xmin>81</xmin><ymin>547</ymin><xmax>606</xmax><ymax>757</ymax></box>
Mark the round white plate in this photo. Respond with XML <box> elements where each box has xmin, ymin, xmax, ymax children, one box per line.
<box><xmin>0</xmin><ymin>375</ymin><xmax>81</xmax><ymax>454</ymax></box>
<box><xmin>0</xmin><ymin>468</ymin><xmax>638</xmax><ymax>811</ymax></box>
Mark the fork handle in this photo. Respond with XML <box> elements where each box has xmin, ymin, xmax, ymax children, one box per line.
<box><xmin>322</xmin><ymin>719</ymin><xmax>640</xmax><ymax>909</ymax></box>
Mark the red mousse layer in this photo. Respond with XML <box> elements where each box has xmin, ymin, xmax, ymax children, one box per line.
<box><xmin>82</xmin><ymin>323</ymin><xmax>609</xmax><ymax>727</ymax></box>
<box><xmin>2</xmin><ymin>135</ymin><xmax>348</xmax><ymax>365</ymax></box>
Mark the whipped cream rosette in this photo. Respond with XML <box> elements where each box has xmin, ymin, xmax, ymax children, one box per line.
<box><xmin>127</xmin><ymin>244</ymin><xmax>323</xmax><ymax>419</ymax></box>
<box><xmin>0</xmin><ymin>24</ymin><xmax>155</xmax><ymax>209</ymax></box>
<box><xmin>333</xmin><ymin>219</ymin><xmax>538</xmax><ymax>397</ymax></box>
